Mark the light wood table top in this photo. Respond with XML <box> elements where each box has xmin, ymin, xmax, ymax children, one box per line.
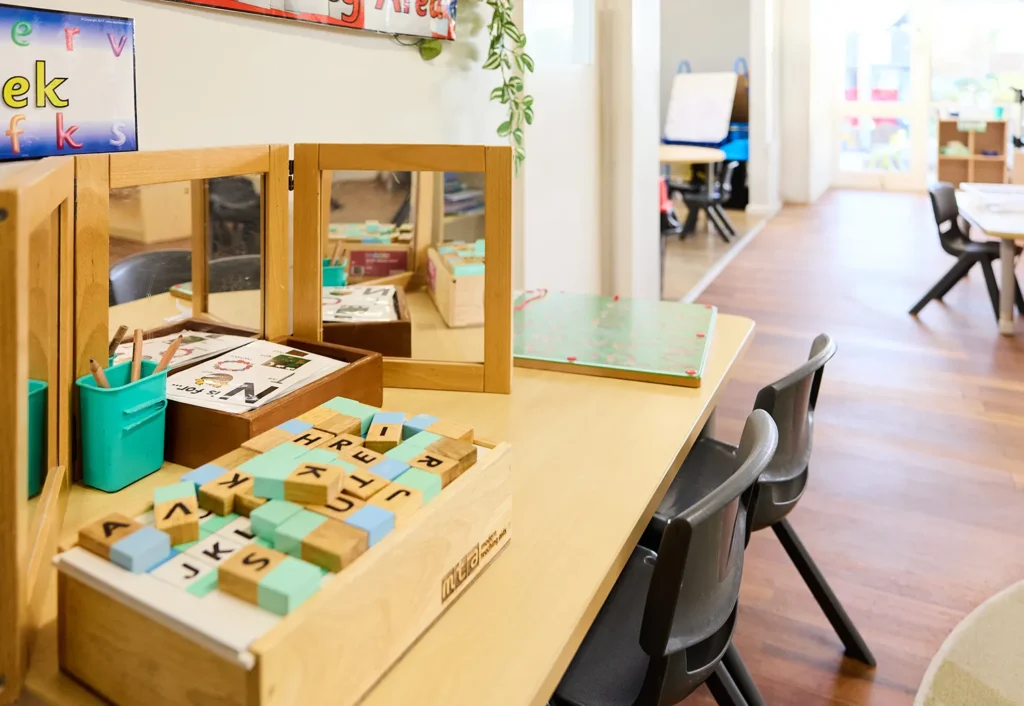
<box><xmin>659</xmin><ymin>144</ymin><xmax>727</xmax><ymax>165</ymax></box>
<box><xmin>109</xmin><ymin>290</ymin><xmax>262</xmax><ymax>337</ymax></box>
<box><xmin>24</xmin><ymin>310</ymin><xmax>753</xmax><ymax>706</ymax></box>
<box><xmin>406</xmin><ymin>290</ymin><xmax>483</xmax><ymax>362</ymax></box>
<box><xmin>956</xmin><ymin>191</ymin><xmax>1024</xmax><ymax>240</ymax></box>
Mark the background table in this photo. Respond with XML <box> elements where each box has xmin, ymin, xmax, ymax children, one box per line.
<box><xmin>659</xmin><ymin>145</ymin><xmax>728</xmax><ymax>233</ymax></box>
<box><xmin>957</xmin><ymin>190</ymin><xmax>1024</xmax><ymax>335</ymax></box>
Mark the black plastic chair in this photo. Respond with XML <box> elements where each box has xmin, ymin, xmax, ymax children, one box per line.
<box><xmin>642</xmin><ymin>335</ymin><xmax>876</xmax><ymax>684</ymax></box>
<box><xmin>668</xmin><ymin>161</ymin><xmax>740</xmax><ymax>243</ymax></box>
<box><xmin>109</xmin><ymin>250</ymin><xmax>192</xmax><ymax>306</ymax></box>
<box><xmin>551</xmin><ymin>410</ymin><xmax>779</xmax><ymax>706</ymax></box>
<box><xmin>910</xmin><ymin>182</ymin><xmax>1024</xmax><ymax>319</ymax></box>
<box><xmin>209</xmin><ymin>254</ymin><xmax>261</xmax><ymax>293</ymax></box>
<box><xmin>209</xmin><ymin>176</ymin><xmax>261</xmax><ymax>259</ymax></box>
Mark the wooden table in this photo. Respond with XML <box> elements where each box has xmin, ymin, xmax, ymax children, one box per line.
<box><xmin>957</xmin><ymin>190</ymin><xmax>1024</xmax><ymax>335</ymax></box>
<box><xmin>659</xmin><ymin>144</ymin><xmax>730</xmax><ymax>236</ymax></box>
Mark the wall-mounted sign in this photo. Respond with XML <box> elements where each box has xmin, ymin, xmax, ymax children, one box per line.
<box><xmin>151</xmin><ymin>0</ymin><xmax>456</xmax><ymax>40</ymax></box>
<box><xmin>0</xmin><ymin>4</ymin><xmax>137</xmax><ymax>161</ymax></box>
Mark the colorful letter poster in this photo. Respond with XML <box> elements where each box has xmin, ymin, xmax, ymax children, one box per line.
<box><xmin>0</xmin><ymin>5</ymin><xmax>137</xmax><ymax>161</ymax></box>
<box><xmin>151</xmin><ymin>0</ymin><xmax>456</xmax><ymax>40</ymax></box>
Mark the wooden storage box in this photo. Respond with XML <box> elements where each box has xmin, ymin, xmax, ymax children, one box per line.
<box><xmin>55</xmin><ymin>440</ymin><xmax>512</xmax><ymax>706</ymax></box>
<box><xmin>322</xmin><ymin>286</ymin><xmax>413</xmax><ymax>357</ymax></box>
<box><xmin>165</xmin><ymin>338</ymin><xmax>383</xmax><ymax>467</ymax></box>
<box><xmin>427</xmin><ymin>248</ymin><xmax>484</xmax><ymax>328</ymax></box>
<box><xmin>141</xmin><ymin>318</ymin><xmax>259</xmax><ymax>340</ymax></box>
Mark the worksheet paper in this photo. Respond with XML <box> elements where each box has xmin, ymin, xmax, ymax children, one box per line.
<box><xmin>112</xmin><ymin>331</ymin><xmax>253</xmax><ymax>371</ymax></box>
<box><xmin>166</xmin><ymin>341</ymin><xmax>346</xmax><ymax>414</ymax></box>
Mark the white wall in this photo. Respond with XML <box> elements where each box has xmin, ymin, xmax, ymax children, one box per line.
<box><xmin>659</xmin><ymin>0</ymin><xmax>750</xmax><ymax>122</ymax></box>
<box><xmin>746</xmin><ymin>0</ymin><xmax>782</xmax><ymax>215</ymax></box>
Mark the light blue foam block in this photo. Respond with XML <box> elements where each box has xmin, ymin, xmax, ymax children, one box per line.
<box><xmin>110</xmin><ymin>527</ymin><xmax>172</xmax><ymax>573</ymax></box>
<box><xmin>369</xmin><ymin>457</ymin><xmax>410</xmax><ymax>482</ymax></box>
<box><xmin>372</xmin><ymin>411</ymin><xmax>406</xmax><ymax>425</ymax></box>
<box><xmin>403</xmin><ymin>414</ymin><xmax>438</xmax><ymax>439</ymax></box>
<box><xmin>405</xmin><ymin>431</ymin><xmax>442</xmax><ymax>449</ymax></box>
<box><xmin>385</xmin><ymin>443</ymin><xmax>423</xmax><ymax>463</ymax></box>
<box><xmin>278</xmin><ymin>419</ymin><xmax>314</xmax><ymax>435</ymax></box>
<box><xmin>181</xmin><ymin>464</ymin><xmax>228</xmax><ymax>490</ymax></box>
<box><xmin>154</xmin><ymin>482</ymin><xmax>196</xmax><ymax>504</ymax></box>
<box><xmin>344</xmin><ymin>505</ymin><xmax>395</xmax><ymax>546</ymax></box>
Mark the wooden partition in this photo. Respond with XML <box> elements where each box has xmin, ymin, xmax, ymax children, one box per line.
<box><xmin>74</xmin><ymin>146</ymin><xmax>290</xmax><ymax>378</ymax></box>
<box><xmin>293</xmin><ymin>144</ymin><xmax>513</xmax><ymax>394</ymax></box>
<box><xmin>0</xmin><ymin>158</ymin><xmax>75</xmax><ymax>706</ymax></box>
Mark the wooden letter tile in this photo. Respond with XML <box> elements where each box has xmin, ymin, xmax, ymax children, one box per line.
<box><xmin>235</xmin><ymin>488</ymin><xmax>269</xmax><ymax>517</ymax></box>
<box><xmin>409</xmin><ymin>452</ymin><xmax>460</xmax><ymax>487</ymax></box>
<box><xmin>301</xmin><ymin>520</ymin><xmax>369</xmax><ymax>572</ymax></box>
<box><xmin>198</xmin><ymin>470</ymin><xmax>254</xmax><ymax>516</ymax></box>
<box><xmin>217</xmin><ymin>544</ymin><xmax>287</xmax><ymax>606</ymax></box>
<box><xmin>78</xmin><ymin>513</ymin><xmax>142</xmax><ymax>560</ymax></box>
<box><xmin>368</xmin><ymin>483</ymin><xmax>423</xmax><ymax>527</ymax></box>
<box><xmin>185</xmin><ymin>534</ymin><xmax>246</xmax><ymax>568</ymax></box>
<box><xmin>210</xmin><ymin>446</ymin><xmax>259</xmax><ymax>470</ymax></box>
<box><xmin>314</xmin><ymin>413</ymin><xmax>362</xmax><ymax>436</ymax></box>
<box><xmin>426</xmin><ymin>419</ymin><xmax>474</xmax><ymax>442</ymax></box>
<box><xmin>283</xmin><ymin>463</ymin><xmax>345</xmax><ymax>505</ymax></box>
<box><xmin>154</xmin><ymin>495</ymin><xmax>201</xmax><ymax>546</ymax></box>
<box><xmin>242</xmin><ymin>427</ymin><xmax>299</xmax><ymax>453</ymax></box>
<box><xmin>296</xmin><ymin>405</ymin><xmax>340</xmax><ymax>427</ymax></box>
<box><xmin>364</xmin><ymin>423</ymin><xmax>402</xmax><ymax>453</ymax></box>
<box><xmin>291</xmin><ymin>428</ymin><xmax>336</xmax><ymax>449</ymax></box>
<box><xmin>341</xmin><ymin>446</ymin><xmax>384</xmax><ymax>468</ymax></box>
<box><xmin>306</xmin><ymin>493</ymin><xmax>365</xmax><ymax>523</ymax></box>
<box><xmin>342</xmin><ymin>469</ymin><xmax>389</xmax><ymax>501</ymax></box>
<box><xmin>323</xmin><ymin>433</ymin><xmax>364</xmax><ymax>455</ymax></box>
<box><xmin>427</xmin><ymin>437</ymin><xmax>478</xmax><ymax>479</ymax></box>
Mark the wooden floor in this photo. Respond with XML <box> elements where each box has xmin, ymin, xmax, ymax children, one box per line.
<box><xmin>661</xmin><ymin>209</ymin><xmax>766</xmax><ymax>301</ymax></box>
<box><xmin>685</xmin><ymin>190</ymin><xmax>1024</xmax><ymax>705</ymax></box>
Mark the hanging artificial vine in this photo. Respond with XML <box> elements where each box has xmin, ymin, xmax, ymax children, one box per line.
<box><xmin>398</xmin><ymin>0</ymin><xmax>534</xmax><ymax>173</ymax></box>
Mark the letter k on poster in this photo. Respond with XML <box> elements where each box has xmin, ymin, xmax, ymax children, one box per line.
<box><xmin>0</xmin><ymin>4</ymin><xmax>137</xmax><ymax>161</ymax></box>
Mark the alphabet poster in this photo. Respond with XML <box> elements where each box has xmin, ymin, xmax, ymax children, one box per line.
<box><xmin>149</xmin><ymin>0</ymin><xmax>456</xmax><ymax>40</ymax></box>
<box><xmin>0</xmin><ymin>4</ymin><xmax>137</xmax><ymax>161</ymax></box>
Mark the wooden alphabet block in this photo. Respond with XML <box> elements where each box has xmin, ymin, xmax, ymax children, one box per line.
<box><xmin>78</xmin><ymin>513</ymin><xmax>143</xmax><ymax>560</ymax></box>
<box><xmin>283</xmin><ymin>463</ymin><xmax>345</xmax><ymax>505</ymax></box>
<box><xmin>372</xmin><ymin>411</ymin><xmax>406</xmax><ymax>426</ymax></box>
<box><xmin>409</xmin><ymin>452</ymin><xmax>460</xmax><ymax>487</ymax></box>
<box><xmin>313</xmin><ymin>413</ymin><xmax>362</xmax><ymax>436</ymax></box>
<box><xmin>296</xmin><ymin>405</ymin><xmax>340</xmax><ymax>427</ymax></box>
<box><xmin>301</xmin><ymin>520</ymin><xmax>369</xmax><ymax>572</ymax></box>
<box><xmin>323</xmin><ymin>397</ymin><xmax>379</xmax><ymax>435</ymax></box>
<box><xmin>364</xmin><ymin>423</ymin><xmax>402</xmax><ymax>453</ymax></box>
<box><xmin>109</xmin><ymin>527</ymin><xmax>172</xmax><ymax>573</ymax></box>
<box><xmin>366</xmin><ymin>457</ymin><xmax>410</xmax><ymax>482</ymax></box>
<box><xmin>404</xmin><ymin>431</ymin><xmax>442</xmax><ymax>449</ymax></box>
<box><xmin>198</xmin><ymin>470</ymin><xmax>255</xmax><ymax>515</ymax></box>
<box><xmin>342</xmin><ymin>469</ymin><xmax>389</xmax><ymax>501</ymax></box>
<box><xmin>426</xmin><ymin>437</ymin><xmax>477</xmax><ymax>479</ymax></box>
<box><xmin>384</xmin><ymin>442</ymin><xmax>423</xmax><ymax>463</ymax></box>
<box><xmin>235</xmin><ymin>488</ymin><xmax>269</xmax><ymax>517</ymax></box>
<box><xmin>343</xmin><ymin>505</ymin><xmax>395</xmax><ymax>546</ymax></box>
<box><xmin>402</xmin><ymin>413</ymin><xmax>438</xmax><ymax>439</ymax></box>
<box><xmin>306</xmin><ymin>493</ymin><xmax>365</xmax><ymax>523</ymax></box>
<box><xmin>211</xmin><ymin>446</ymin><xmax>259</xmax><ymax>470</ymax></box>
<box><xmin>368</xmin><ymin>483</ymin><xmax>423</xmax><ymax>527</ymax></box>
<box><xmin>242</xmin><ymin>427</ymin><xmax>299</xmax><ymax>453</ymax></box>
<box><xmin>394</xmin><ymin>468</ymin><xmax>442</xmax><ymax>503</ymax></box>
<box><xmin>217</xmin><ymin>544</ymin><xmax>288</xmax><ymax>606</ymax></box>
<box><xmin>322</xmin><ymin>433</ymin><xmax>364</xmax><ymax>455</ymax></box>
<box><xmin>249</xmin><ymin>500</ymin><xmax>303</xmax><ymax>541</ymax></box>
<box><xmin>274</xmin><ymin>510</ymin><xmax>328</xmax><ymax>557</ymax></box>
<box><xmin>180</xmin><ymin>464</ymin><xmax>228</xmax><ymax>490</ymax></box>
<box><xmin>154</xmin><ymin>494</ymin><xmax>201</xmax><ymax>546</ymax></box>
<box><xmin>291</xmin><ymin>428</ymin><xmax>337</xmax><ymax>449</ymax></box>
<box><xmin>257</xmin><ymin>557</ymin><xmax>323</xmax><ymax>616</ymax></box>
<box><xmin>341</xmin><ymin>446</ymin><xmax>384</xmax><ymax>468</ymax></box>
<box><xmin>425</xmin><ymin>419</ymin><xmax>474</xmax><ymax>443</ymax></box>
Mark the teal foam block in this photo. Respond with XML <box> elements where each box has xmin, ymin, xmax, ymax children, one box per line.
<box><xmin>344</xmin><ymin>505</ymin><xmax>395</xmax><ymax>546</ymax></box>
<box><xmin>403</xmin><ymin>414</ymin><xmax>438</xmax><ymax>439</ymax></box>
<box><xmin>241</xmin><ymin>449</ymin><xmax>303</xmax><ymax>500</ymax></box>
<box><xmin>274</xmin><ymin>511</ymin><xmax>328</xmax><ymax>557</ymax></box>
<box><xmin>181</xmin><ymin>464</ymin><xmax>228</xmax><ymax>490</ymax></box>
<box><xmin>110</xmin><ymin>527</ymin><xmax>171</xmax><ymax>573</ymax></box>
<box><xmin>258</xmin><ymin>557</ymin><xmax>323</xmax><ymax>616</ymax></box>
<box><xmin>173</xmin><ymin>527</ymin><xmax>212</xmax><ymax>553</ymax></box>
<box><xmin>438</xmin><ymin>245</ymin><xmax>455</xmax><ymax>254</ymax></box>
<box><xmin>253</xmin><ymin>536</ymin><xmax>274</xmax><ymax>549</ymax></box>
<box><xmin>154</xmin><ymin>482</ymin><xmax>196</xmax><ymax>504</ymax></box>
<box><xmin>323</xmin><ymin>397</ymin><xmax>379</xmax><ymax>434</ymax></box>
<box><xmin>368</xmin><ymin>458</ymin><xmax>409</xmax><ymax>482</ymax></box>
<box><xmin>250</xmin><ymin>500</ymin><xmax>303</xmax><ymax>541</ymax></box>
<box><xmin>300</xmin><ymin>448</ymin><xmax>346</xmax><ymax>466</ymax></box>
<box><xmin>405</xmin><ymin>431</ymin><xmax>442</xmax><ymax>449</ymax></box>
<box><xmin>453</xmin><ymin>263</ymin><xmax>485</xmax><ymax>276</ymax></box>
<box><xmin>385</xmin><ymin>443</ymin><xmax>423</xmax><ymax>463</ymax></box>
<box><xmin>394</xmin><ymin>468</ymin><xmax>442</xmax><ymax>503</ymax></box>
<box><xmin>199</xmin><ymin>511</ymin><xmax>239</xmax><ymax>534</ymax></box>
<box><xmin>187</xmin><ymin>570</ymin><xmax>218</xmax><ymax>598</ymax></box>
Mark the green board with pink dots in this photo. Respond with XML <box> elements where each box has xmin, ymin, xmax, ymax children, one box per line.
<box><xmin>512</xmin><ymin>291</ymin><xmax>716</xmax><ymax>388</ymax></box>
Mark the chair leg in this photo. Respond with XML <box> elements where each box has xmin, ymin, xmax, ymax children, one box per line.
<box><xmin>706</xmin><ymin>662</ymin><xmax>749</xmax><ymax>706</ymax></box>
<box><xmin>930</xmin><ymin>256</ymin><xmax>975</xmax><ymax>302</ymax></box>
<box><xmin>722</xmin><ymin>644</ymin><xmax>766</xmax><ymax>706</ymax></box>
<box><xmin>772</xmin><ymin>518</ymin><xmax>877</xmax><ymax>667</ymax></box>
<box><xmin>980</xmin><ymin>258</ymin><xmax>1002</xmax><ymax>320</ymax></box>
<box><xmin>909</xmin><ymin>256</ymin><xmax>974</xmax><ymax>315</ymax></box>
<box><xmin>682</xmin><ymin>205</ymin><xmax>699</xmax><ymax>235</ymax></box>
<box><xmin>713</xmin><ymin>205</ymin><xmax>737</xmax><ymax>236</ymax></box>
<box><xmin>706</xmin><ymin>208</ymin><xmax>732</xmax><ymax>243</ymax></box>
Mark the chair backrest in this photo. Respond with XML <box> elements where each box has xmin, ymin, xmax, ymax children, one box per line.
<box><xmin>208</xmin><ymin>254</ymin><xmax>261</xmax><ymax>293</ymax></box>
<box><xmin>719</xmin><ymin>161</ymin><xmax>739</xmax><ymax>198</ymax></box>
<box><xmin>639</xmin><ymin>410</ymin><xmax>778</xmax><ymax>667</ymax></box>
<box><xmin>929</xmin><ymin>182</ymin><xmax>970</xmax><ymax>255</ymax></box>
<box><xmin>749</xmin><ymin>333</ymin><xmax>836</xmax><ymax>530</ymax></box>
<box><xmin>109</xmin><ymin>250</ymin><xmax>192</xmax><ymax>306</ymax></box>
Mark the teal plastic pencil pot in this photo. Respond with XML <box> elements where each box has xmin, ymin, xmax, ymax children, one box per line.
<box><xmin>76</xmin><ymin>360</ymin><xmax>168</xmax><ymax>492</ymax></box>
<box><xmin>28</xmin><ymin>379</ymin><xmax>47</xmax><ymax>498</ymax></box>
<box><xmin>323</xmin><ymin>258</ymin><xmax>348</xmax><ymax>287</ymax></box>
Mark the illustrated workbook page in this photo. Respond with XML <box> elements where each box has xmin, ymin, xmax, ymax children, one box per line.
<box><xmin>166</xmin><ymin>341</ymin><xmax>347</xmax><ymax>414</ymax></box>
<box><xmin>112</xmin><ymin>331</ymin><xmax>253</xmax><ymax>371</ymax></box>
<box><xmin>322</xmin><ymin>285</ymin><xmax>398</xmax><ymax>322</ymax></box>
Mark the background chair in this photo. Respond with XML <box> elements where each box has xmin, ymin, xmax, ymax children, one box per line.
<box><xmin>208</xmin><ymin>176</ymin><xmax>261</xmax><ymax>259</ymax></box>
<box><xmin>642</xmin><ymin>334</ymin><xmax>876</xmax><ymax>679</ymax></box>
<box><xmin>109</xmin><ymin>250</ymin><xmax>192</xmax><ymax>306</ymax></box>
<box><xmin>910</xmin><ymin>182</ymin><xmax>1023</xmax><ymax>319</ymax></box>
<box><xmin>209</xmin><ymin>254</ymin><xmax>261</xmax><ymax>293</ymax></box>
<box><xmin>667</xmin><ymin>161</ymin><xmax>740</xmax><ymax>243</ymax></box>
<box><xmin>551</xmin><ymin>410</ymin><xmax>778</xmax><ymax>706</ymax></box>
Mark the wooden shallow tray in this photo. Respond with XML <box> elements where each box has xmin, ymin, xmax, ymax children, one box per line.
<box><xmin>141</xmin><ymin>318</ymin><xmax>259</xmax><ymax>340</ymax></box>
<box><xmin>56</xmin><ymin>440</ymin><xmax>512</xmax><ymax>706</ymax></box>
<box><xmin>165</xmin><ymin>338</ymin><xmax>383</xmax><ymax>468</ymax></box>
<box><xmin>322</xmin><ymin>287</ymin><xmax>413</xmax><ymax>358</ymax></box>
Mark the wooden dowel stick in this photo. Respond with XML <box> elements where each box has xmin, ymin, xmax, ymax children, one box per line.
<box><xmin>108</xmin><ymin>325</ymin><xmax>128</xmax><ymax>358</ymax></box>
<box><xmin>330</xmin><ymin>240</ymin><xmax>344</xmax><ymax>266</ymax></box>
<box><xmin>89</xmin><ymin>359</ymin><xmax>111</xmax><ymax>389</ymax></box>
<box><xmin>130</xmin><ymin>329</ymin><xmax>144</xmax><ymax>383</ymax></box>
<box><xmin>152</xmin><ymin>335</ymin><xmax>182</xmax><ymax>375</ymax></box>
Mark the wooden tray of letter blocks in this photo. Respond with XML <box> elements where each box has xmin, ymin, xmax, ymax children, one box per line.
<box><xmin>54</xmin><ymin>397</ymin><xmax>512</xmax><ymax>706</ymax></box>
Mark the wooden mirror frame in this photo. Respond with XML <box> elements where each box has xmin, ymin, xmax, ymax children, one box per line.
<box><xmin>0</xmin><ymin>157</ymin><xmax>74</xmax><ymax>706</ymax></box>
<box><xmin>73</xmin><ymin>146</ymin><xmax>290</xmax><ymax>379</ymax></box>
<box><xmin>292</xmin><ymin>144</ymin><xmax>512</xmax><ymax>394</ymax></box>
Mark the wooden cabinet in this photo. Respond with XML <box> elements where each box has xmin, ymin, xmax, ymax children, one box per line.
<box><xmin>937</xmin><ymin>119</ymin><xmax>1007</xmax><ymax>185</ymax></box>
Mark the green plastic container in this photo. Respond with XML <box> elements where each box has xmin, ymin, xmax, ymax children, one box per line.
<box><xmin>76</xmin><ymin>360</ymin><xmax>168</xmax><ymax>492</ymax></box>
<box><xmin>323</xmin><ymin>258</ymin><xmax>348</xmax><ymax>287</ymax></box>
<box><xmin>28</xmin><ymin>379</ymin><xmax>47</xmax><ymax>498</ymax></box>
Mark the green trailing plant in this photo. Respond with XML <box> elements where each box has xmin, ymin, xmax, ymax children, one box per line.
<box><xmin>397</xmin><ymin>0</ymin><xmax>534</xmax><ymax>173</ymax></box>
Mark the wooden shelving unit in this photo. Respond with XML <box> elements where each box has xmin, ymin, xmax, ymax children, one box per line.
<box><xmin>938</xmin><ymin>119</ymin><xmax>1007</xmax><ymax>185</ymax></box>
